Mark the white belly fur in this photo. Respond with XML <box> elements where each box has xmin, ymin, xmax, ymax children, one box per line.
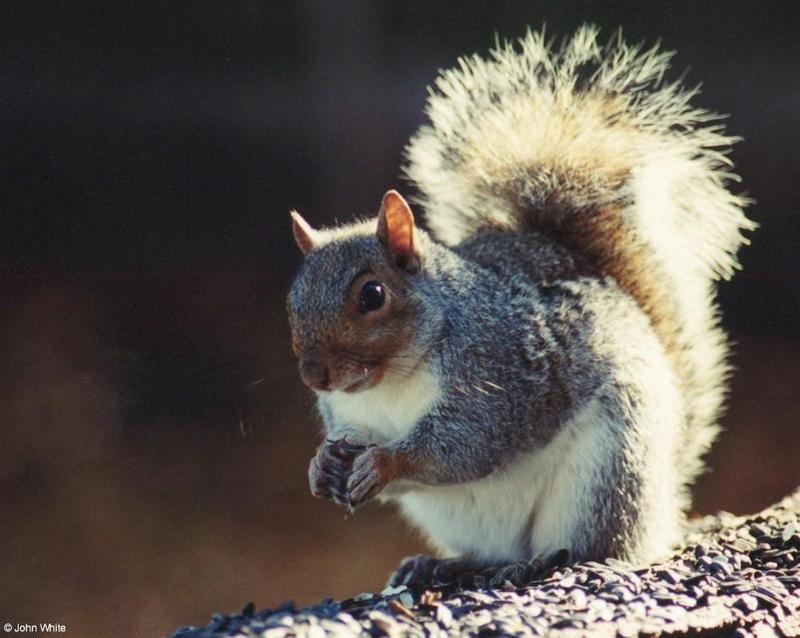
<box><xmin>323</xmin><ymin>363</ymin><xmax>442</xmax><ymax>444</ymax></box>
<box><xmin>395</xmin><ymin>393</ymin><xmax>681</xmax><ymax>564</ymax></box>
<box><xmin>394</xmin><ymin>401</ymin><xmax>598</xmax><ymax>563</ymax></box>
<box><xmin>325</xmin><ymin>361</ymin><xmax>681</xmax><ymax>565</ymax></box>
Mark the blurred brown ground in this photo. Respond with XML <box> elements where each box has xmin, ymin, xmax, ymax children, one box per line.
<box><xmin>0</xmin><ymin>273</ymin><xmax>797</xmax><ymax>638</ymax></box>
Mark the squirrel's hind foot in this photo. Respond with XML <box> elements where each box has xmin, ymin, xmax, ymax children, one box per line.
<box><xmin>388</xmin><ymin>550</ymin><xmax>570</xmax><ymax>590</ymax></box>
<box><xmin>388</xmin><ymin>555</ymin><xmax>476</xmax><ymax>590</ymax></box>
<box><xmin>477</xmin><ymin>550</ymin><xmax>569</xmax><ymax>588</ymax></box>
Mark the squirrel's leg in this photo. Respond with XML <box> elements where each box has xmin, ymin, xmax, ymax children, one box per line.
<box><xmin>346</xmin><ymin>411</ymin><xmax>503</xmax><ymax>507</ymax></box>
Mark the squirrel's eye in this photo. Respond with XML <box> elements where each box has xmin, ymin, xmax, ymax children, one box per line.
<box><xmin>359</xmin><ymin>281</ymin><xmax>385</xmax><ymax>313</ymax></box>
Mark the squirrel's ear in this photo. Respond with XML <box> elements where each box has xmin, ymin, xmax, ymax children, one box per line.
<box><xmin>290</xmin><ymin>210</ymin><xmax>319</xmax><ymax>255</ymax></box>
<box><xmin>377</xmin><ymin>190</ymin><xmax>420</xmax><ymax>274</ymax></box>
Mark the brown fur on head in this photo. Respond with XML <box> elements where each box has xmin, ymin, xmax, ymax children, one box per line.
<box><xmin>286</xmin><ymin>191</ymin><xmax>429</xmax><ymax>393</ymax></box>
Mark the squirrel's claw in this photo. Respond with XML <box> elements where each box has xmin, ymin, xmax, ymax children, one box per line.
<box><xmin>308</xmin><ymin>458</ymin><xmax>345</xmax><ymax>505</ymax></box>
<box><xmin>309</xmin><ymin>439</ymin><xmax>363</xmax><ymax>505</ymax></box>
<box><xmin>308</xmin><ymin>438</ymin><xmax>391</xmax><ymax>509</ymax></box>
<box><xmin>346</xmin><ymin>446</ymin><xmax>393</xmax><ymax>509</ymax></box>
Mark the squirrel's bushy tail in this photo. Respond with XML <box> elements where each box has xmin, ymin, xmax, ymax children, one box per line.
<box><xmin>405</xmin><ymin>25</ymin><xmax>754</xmax><ymax>499</ymax></box>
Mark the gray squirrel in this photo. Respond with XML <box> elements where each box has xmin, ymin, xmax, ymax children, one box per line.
<box><xmin>286</xmin><ymin>26</ymin><xmax>754</xmax><ymax>586</ymax></box>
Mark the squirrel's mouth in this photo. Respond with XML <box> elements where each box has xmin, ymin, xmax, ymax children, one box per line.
<box><xmin>341</xmin><ymin>364</ymin><xmax>385</xmax><ymax>393</ymax></box>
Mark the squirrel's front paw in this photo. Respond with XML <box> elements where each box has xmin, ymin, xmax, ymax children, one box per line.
<box><xmin>308</xmin><ymin>438</ymin><xmax>368</xmax><ymax>506</ymax></box>
<box><xmin>346</xmin><ymin>446</ymin><xmax>397</xmax><ymax>509</ymax></box>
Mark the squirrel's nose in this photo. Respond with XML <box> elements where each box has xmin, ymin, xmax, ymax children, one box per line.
<box><xmin>299</xmin><ymin>359</ymin><xmax>330</xmax><ymax>391</ymax></box>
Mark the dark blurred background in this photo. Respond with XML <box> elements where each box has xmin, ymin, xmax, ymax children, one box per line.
<box><xmin>1</xmin><ymin>2</ymin><xmax>798</xmax><ymax>636</ymax></box>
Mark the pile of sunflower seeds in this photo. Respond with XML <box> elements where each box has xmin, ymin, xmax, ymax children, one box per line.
<box><xmin>170</xmin><ymin>488</ymin><xmax>800</xmax><ymax>637</ymax></box>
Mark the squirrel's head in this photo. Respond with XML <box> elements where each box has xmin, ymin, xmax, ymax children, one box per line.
<box><xmin>287</xmin><ymin>190</ymin><xmax>434</xmax><ymax>394</ymax></box>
